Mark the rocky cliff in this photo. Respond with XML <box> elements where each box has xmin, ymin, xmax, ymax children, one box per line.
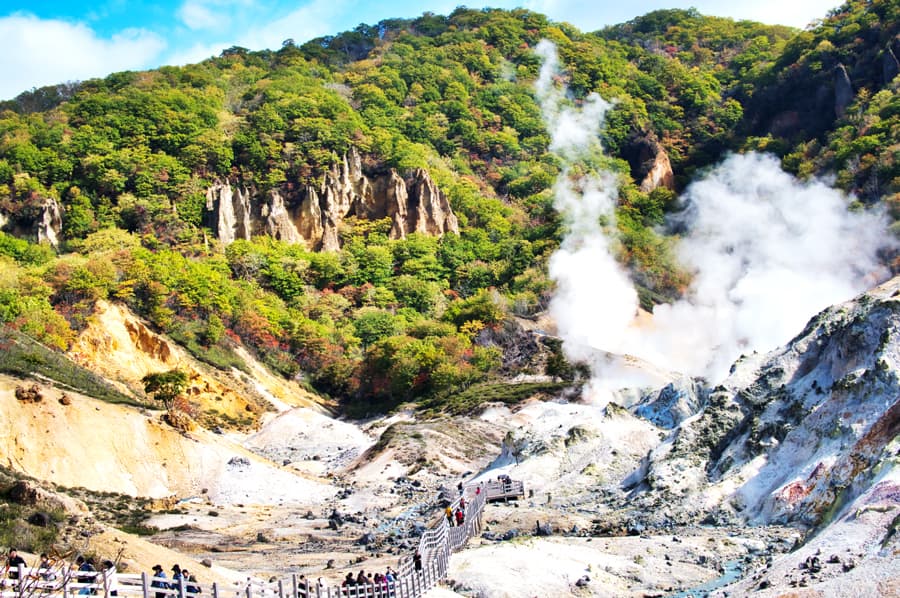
<box><xmin>205</xmin><ymin>149</ymin><xmax>459</xmax><ymax>250</ymax></box>
<box><xmin>622</xmin><ymin>131</ymin><xmax>675</xmax><ymax>193</ymax></box>
<box><xmin>627</xmin><ymin>276</ymin><xmax>900</xmax><ymax>538</ymax></box>
<box><xmin>0</xmin><ymin>197</ymin><xmax>62</xmax><ymax>248</ymax></box>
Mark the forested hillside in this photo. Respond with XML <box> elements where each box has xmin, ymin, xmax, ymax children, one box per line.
<box><xmin>0</xmin><ymin>0</ymin><xmax>896</xmax><ymax>416</ymax></box>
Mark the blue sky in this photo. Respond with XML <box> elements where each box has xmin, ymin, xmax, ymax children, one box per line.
<box><xmin>0</xmin><ymin>0</ymin><xmax>843</xmax><ymax>100</ymax></box>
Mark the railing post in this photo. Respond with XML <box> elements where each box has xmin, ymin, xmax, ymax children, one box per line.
<box><xmin>245</xmin><ymin>582</ymin><xmax>252</xmax><ymax>598</ymax></box>
<box><xmin>141</xmin><ymin>572</ymin><xmax>150</xmax><ymax>598</ymax></box>
<box><xmin>277</xmin><ymin>579</ymin><xmax>284</xmax><ymax>598</ymax></box>
<box><xmin>211</xmin><ymin>582</ymin><xmax>219</xmax><ymax>598</ymax></box>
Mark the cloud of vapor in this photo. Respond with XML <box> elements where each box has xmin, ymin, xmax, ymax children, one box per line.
<box><xmin>627</xmin><ymin>152</ymin><xmax>892</xmax><ymax>380</ymax></box>
<box><xmin>537</xmin><ymin>40</ymin><xmax>894</xmax><ymax>391</ymax></box>
<box><xmin>535</xmin><ymin>40</ymin><xmax>641</xmax><ymax>394</ymax></box>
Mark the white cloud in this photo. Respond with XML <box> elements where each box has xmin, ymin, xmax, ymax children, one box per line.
<box><xmin>165</xmin><ymin>0</ymin><xmax>344</xmax><ymax>64</ymax></box>
<box><xmin>165</xmin><ymin>41</ymin><xmax>232</xmax><ymax>66</ymax></box>
<box><xmin>0</xmin><ymin>14</ymin><xmax>165</xmax><ymax>100</ymax></box>
<box><xmin>233</xmin><ymin>0</ymin><xmax>348</xmax><ymax>51</ymax></box>
<box><xmin>176</xmin><ymin>0</ymin><xmax>260</xmax><ymax>31</ymax></box>
<box><xmin>178</xmin><ymin>1</ymin><xmax>227</xmax><ymax>30</ymax></box>
<box><xmin>163</xmin><ymin>0</ymin><xmax>350</xmax><ymax>67</ymax></box>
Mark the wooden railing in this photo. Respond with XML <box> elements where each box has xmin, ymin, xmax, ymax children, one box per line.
<box><xmin>0</xmin><ymin>480</ymin><xmax>520</xmax><ymax>598</ymax></box>
<box><xmin>0</xmin><ymin>568</ymin><xmax>207</xmax><ymax>598</ymax></box>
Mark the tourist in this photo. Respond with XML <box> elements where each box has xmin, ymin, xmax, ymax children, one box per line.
<box><xmin>75</xmin><ymin>556</ymin><xmax>97</xmax><ymax>595</ymax></box>
<box><xmin>445</xmin><ymin>505</ymin><xmax>453</xmax><ymax>526</ymax></box>
<box><xmin>151</xmin><ymin>564</ymin><xmax>169</xmax><ymax>598</ymax></box>
<box><xmin>373</xmin><ymin>572</ymin><xmax>388</xmax><ymax>592</ymax></box>
<box><xmin>6</xmin><ymin>549</ymin><xmax>26</xmax><ymax>580</ymax></box>
<box><xmin>38</xmin><ymin>554</ymin><xmax>56</xmax><ymax>581</ymax></box>
<box><xmin>183</xmin><ymin>569</ymin><xmax>200</xmax><ymax>595</ymax></box>
<box><xmin>101</xmin><ymin>560</ymin><xmax>119</xmax><ymax>597</ymax></box>
<box><xmin>413</xmin><ymin>552</ymin><xmax>422</xmax><ymax>572</ymax></box>
<box><xmin>171</xmin><ymin>564</ymin><xmax>183</xmax><ymax>590</ymax></box>
<box><xmin>455</xmin><ymin>508</ymin><xmax>464</xmax><ymax>526</ymax></box>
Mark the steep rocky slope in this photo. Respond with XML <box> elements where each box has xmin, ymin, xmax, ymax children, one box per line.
<box><xmin>628</xmin><ymin>276</ymin><xmax>900</xmax><ymax>535</ymax></box>
<box><xmin>68</xmin><ymin>300</ymin><xmax>321</xmax><ymax>426</ymax></box>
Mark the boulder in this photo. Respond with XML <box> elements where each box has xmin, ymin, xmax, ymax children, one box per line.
<box><xmin>15</xmin><ymin>383</ymin><xmax>43</xmax><ymax>403</ymax></box>
<box><xmin>534</xmin><ymin>521</ymin><xmax>554</xmax><ymax>536</ymax></box>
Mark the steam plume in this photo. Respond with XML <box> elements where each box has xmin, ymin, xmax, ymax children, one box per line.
<box><xmin>633</xmin><ymin>153</ymin><xmax>892</xmax><ymax>380</ymax></box>
<box><xmin>537</xmin><ymin>40</ymin><xmax>894</xmax><ymax>389</ymax></box>
<box><xmin>536</xmin><ymin>40</ymin><xmax>639</xmax><ymax>387</ymax></box>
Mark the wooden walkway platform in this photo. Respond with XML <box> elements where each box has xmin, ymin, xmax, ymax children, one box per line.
<box><xmin>1</xmin><ymin>479</ymin><xmax>523</xmax><ymax>598</ymax></box>
<box><xmin>482</xmin><ymin>479</ymin><xmax>525</xmax><ymax>502</ymax></box>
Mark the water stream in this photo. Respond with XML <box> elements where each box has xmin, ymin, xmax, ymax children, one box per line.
<box><xmin>666</xmin><ymin>559</ymin><xmax>743</xmax><ymax>598</ymax></box>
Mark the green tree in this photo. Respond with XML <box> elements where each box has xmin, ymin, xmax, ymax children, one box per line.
<box><xmin>353</xmin><ymin>307</ymin><xmax>402</xmax><ymax>348</ymax></box>
<box><xmin>142</xmin><ymin>369</ymin><xmax>188</xmax><ymax>411</ymax></box>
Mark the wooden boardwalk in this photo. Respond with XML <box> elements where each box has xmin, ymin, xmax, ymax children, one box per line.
<box><xmin>1</xmin><ymin>480</ymin><xmax>521</xmax><ymax>598</ymax></box>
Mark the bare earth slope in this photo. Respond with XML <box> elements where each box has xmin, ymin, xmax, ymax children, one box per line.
<box><xmin>0</xmin><ymin>373</ymin><xmax>336</xmax><ymax>504</ymax></box>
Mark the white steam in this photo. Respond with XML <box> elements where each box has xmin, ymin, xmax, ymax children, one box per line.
<box><xmin>633</xmin><ymin>152</ymin><xmax>891</xmax><ymax>379</ymax></box>
<box><xmin>537</xmin><ymin>40</ymin><xmax>894</xmax><ymax>389</ymax></box>
<box><xmin>537</xmin><ymin>40</ymin><xmax>640</xmax><ymax>391</ymax></box>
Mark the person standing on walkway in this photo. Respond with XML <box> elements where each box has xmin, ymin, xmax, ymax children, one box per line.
<box><xmin>150</xmin><ymin>565</ymin><xmax>169</xmax><ymax>598</ymax></box>
<box><xmin>101</xmin><ymin>560</ymin><xmax>119</xmax><ymax>597</ymax></box>
<box><xmin>6</xmin><ymin>549</ymin><xmax>26</xmax><ymax>580</ymax></box>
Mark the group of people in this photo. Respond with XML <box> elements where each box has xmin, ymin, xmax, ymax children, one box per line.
<box><xmin>444</xmin><ymin>498</ymin><xmax>466</xmax><ymax>527</ymax></box>
<box><xmin>151</xmin><ymin>564</ymin><xmax>201</xmax><ymax>597</ymax></box>
<box><xmin>340</xmin><ymin>567</ymin><xmax>399</xmax><ymax>592</ymax></box>
<box><xmin>2</xmin><ymin>549</ymin><xmax>119</xmax><ymax>595</ymax></box>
